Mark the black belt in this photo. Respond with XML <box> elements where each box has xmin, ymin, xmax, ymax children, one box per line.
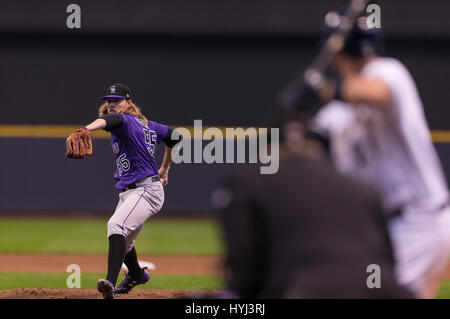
<box><xmin>120</xmin><ymin>176</ymin><xmax>160</xmax><ymax>192</ymax></box>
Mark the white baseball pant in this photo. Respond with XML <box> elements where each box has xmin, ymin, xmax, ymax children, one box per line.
<box><xmin>389</xmin><ymin>204</ymin><xmax>450</xmax><ymax>298</ymax></box>
<box><xmin>107</xmin><ymin>176</ymin><xmax>165</xmax><ymax>254</ymax></box>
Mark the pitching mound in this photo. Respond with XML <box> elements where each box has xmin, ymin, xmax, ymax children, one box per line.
<box><xmin>0</xmin><ymin>288</ymin><xmax>217</xmax><ymax>299</ymax></box>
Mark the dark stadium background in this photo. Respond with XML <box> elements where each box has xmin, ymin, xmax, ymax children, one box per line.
<box><xmin>0</xmin><ymin>0</ymin><xmax>448</xmax><ymax>214</ymax></box>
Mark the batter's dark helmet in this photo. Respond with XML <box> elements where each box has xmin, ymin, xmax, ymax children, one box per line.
<box><xmin>320</xmin><ymin>8</ymin><xmax>385</xmax><ymax>57</ymax></box>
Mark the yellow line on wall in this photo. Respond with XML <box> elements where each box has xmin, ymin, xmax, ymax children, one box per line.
<box><xmin>0</xmin><ymin>125</ymin><xmax>109</xmax><ymax>139</ymax></box>
<box><xmin>0</xmin><ymin>125</ymin><xmax>449</xmax><ymax>142</ymax></box>
<box><xmin>0</xmin><ymin>125</ymin><xmax>260</xmax><ymax>139</ymax></box>
<box><xmin>430</xmin><ymin>131</ymin><xmax>450</xmax><ymax>143</ymax></box>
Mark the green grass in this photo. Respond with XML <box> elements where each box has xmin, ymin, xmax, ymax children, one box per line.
<box><xmin>0</xmin><ymin>217</ymin><xmax>224</xmax><ymax>292</ymax></box>
<box><xmin>0</xmin><ymin>217</ymin><xmax>223</xmax><ymax>255</ymax></box>
<box><xmin>1</xmin><ymin>217</ymin><xmax>450</xmax><ymax>298</ymax></box>
<box><xmin>0</xmin><ymin>272</ymin><xmax>224</xmax><ymax>291</ymax></box>
<box><xmin>436</xmin><ymin>281</ymin><xmax>450</xmax><ymax>299</ymax></box>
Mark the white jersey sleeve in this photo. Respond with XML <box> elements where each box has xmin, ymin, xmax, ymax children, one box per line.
<box><xmin>314</xmin><ymin>58</ymin><xmax>449</xmax><ymax>214</ymax></box>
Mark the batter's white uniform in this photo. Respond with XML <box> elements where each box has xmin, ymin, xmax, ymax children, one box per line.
<box><xmin>314</xmin><ymin>57</ymin><xmax>450</xmax><ymax>298</ymax></box>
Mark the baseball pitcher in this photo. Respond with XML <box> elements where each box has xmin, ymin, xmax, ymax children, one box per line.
<box><xmin>66</xmin><ymin>83</ymin><xmax>181</xmax><ymax>299</ymax></box>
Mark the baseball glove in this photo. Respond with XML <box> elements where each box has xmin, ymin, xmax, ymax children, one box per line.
<box><xmin>65</xmin><ymin>127</ymin><xmax>93</xmax><ymax>159</ymax></box>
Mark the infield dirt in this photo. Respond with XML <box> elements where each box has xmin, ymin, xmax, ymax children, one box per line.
<box><xmin>0</xmin><ymin>288</ymin><xmax>217</xmax><ymax>299</ymax></box>
<box><xmin>0</xmin><ymin>253</ymin><xmax>223</xmax><ymax>299</ymax></box>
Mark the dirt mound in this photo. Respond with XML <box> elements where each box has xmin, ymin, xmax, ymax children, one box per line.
<box><xmin>0</xmin><ymin>288</ymin><xmax>218</xmax><ymax>299</ymax></box>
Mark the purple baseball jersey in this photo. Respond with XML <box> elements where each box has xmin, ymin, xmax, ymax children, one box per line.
<box><xmin>109</xmin><ymin>114</ymin><xmax>169</xmax><ymax>190</ymax></box>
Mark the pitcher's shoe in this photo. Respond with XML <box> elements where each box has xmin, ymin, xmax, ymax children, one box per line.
<box><xmin>97</xmin><ymin>279</ymin><xmax>115</xmax><ymax>299</ymax></box>
<box><xmin>116</xmin><ymin>267</ymin><xmax>151</xmax><ymax>294</ymax></box>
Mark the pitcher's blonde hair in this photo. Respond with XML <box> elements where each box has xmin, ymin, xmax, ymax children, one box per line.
<box><xmin>98</xmin><ymin>101</ymin><xmax>148</xmax><ymax>125</ymax></box>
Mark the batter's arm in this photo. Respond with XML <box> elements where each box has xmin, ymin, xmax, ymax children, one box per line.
<box><xmin>322</xmin><ymin>76</ymin><xmax>393</xmax><ymax>108</ymax></box>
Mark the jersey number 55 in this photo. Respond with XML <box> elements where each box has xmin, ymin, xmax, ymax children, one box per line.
<box><xmin>143</xmin><ymin>128</ymin><xmax>157</xmax><ymax>157</ymax></box>
<box><xmin>116</xmin><ymin>153</ymin><xmax>130</xmax><ymax>177</ymax></box>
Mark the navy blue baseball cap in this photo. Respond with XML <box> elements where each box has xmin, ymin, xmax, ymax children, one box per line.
<box><xmin>101</xmin><ymin>84</ymin><xmax>132</xmax><ymax>100</ymax></box>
